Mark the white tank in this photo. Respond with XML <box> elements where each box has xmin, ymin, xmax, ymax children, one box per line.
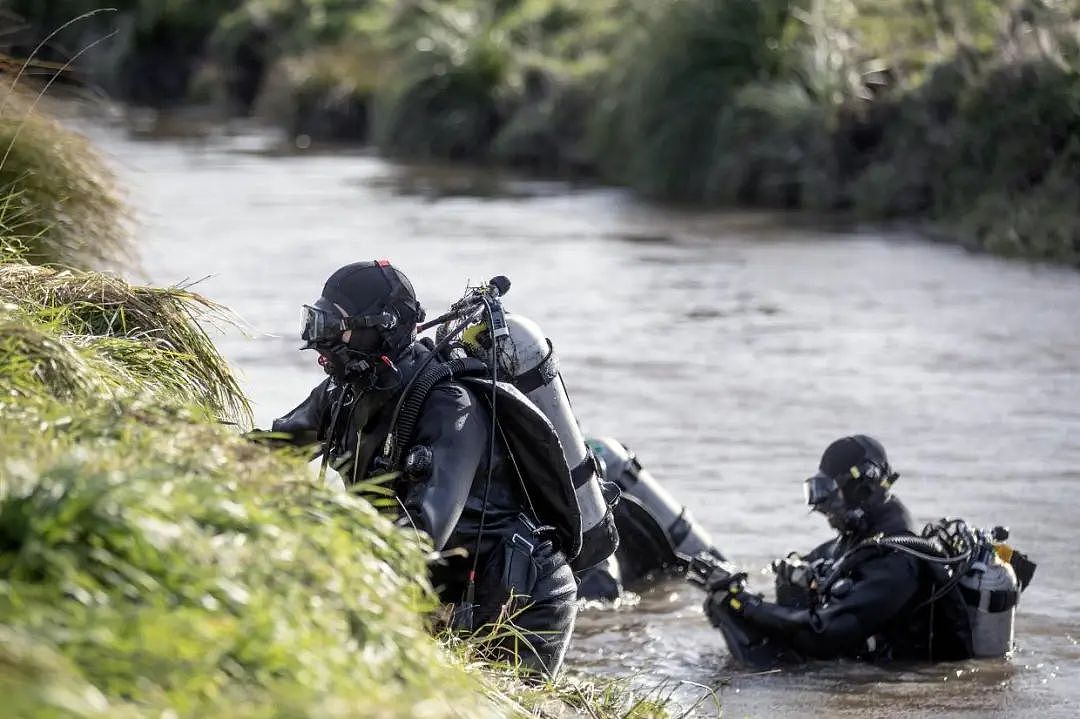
<box><xmin>960</xmin><ymin>553</ymin><xmax>1019</xmax><ymax>658</ymax></box>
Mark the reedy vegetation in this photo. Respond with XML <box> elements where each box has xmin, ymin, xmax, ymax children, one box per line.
<box><xmin>5</xmin><ymin>0</ymin><xmax>1078</xmax><ymax>263</ymax></box>
<box><xmin>0</xmin><ymin>86</ymin><xmax>132</xmax><ymax>271</ymax></box>
<box><xmin>0</xmin><ymin>88</ymin><xmax>666</xmax><ymax>717</ymax></box>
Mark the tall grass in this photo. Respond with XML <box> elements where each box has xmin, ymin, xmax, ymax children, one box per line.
<box><xmin>372</xmin><ymin>1</ymin><xmax>514</xmax><ymax>160</ymax></box>
<box><xmin>373</xmin><ymin>0</ymin><xmax>635</xmax><ymax>166</ymax></box>
<box><xmin>0</xmin><ymin>84</ymin><xmax>133</xmax><ymax>271</ymax></box>
<box><xmin>591</xmin><ymin>0</ymin><xmax>830</xmax><ymax>204</ymax></box>
<box><xmin>16</xmin><ymin>0</ymin><xmax>1073</xmax><ymax>264</ymax></box>
<box><xmin>0</xmin><ymin>260</ymin><xmax>250</xmax><ymax>422</ymax></box>
<box><xmin>586</xmin><ymin>0</ymin><xmax>1080</xmax><ymax>262</ymax></box>
<box><xmin>252</xmin><ymin>43</ymin><xmax>382</xmax><ymax>141</ymax></box>
<box><xmin>3</xmin><ymin>1</ymin><xmax>244</xmax><ymax>104</ymax></box>
<box><xmin>204</xmin><ymin>0</ymin><xmax>383</xmax><ymax>124</ymax></box>
<box><xmin>0</xmin><ymin>397</ymin><xmax>497</xmax><ymax>717</ymax></box>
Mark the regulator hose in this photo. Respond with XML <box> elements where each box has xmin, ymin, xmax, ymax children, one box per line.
<box><xmin>875</xmin><ymin>534</ymin><xmax>973</xmax><ymax>564</ymax></box>
<box><xmin>463</xmin><ymin>294</ymin><xmax>502</xmax><ymax>630</ymax></box>
<box><xmin>385</xmin><ymin>356</ymin><xmax>490</xmax><ymax>470</ymax></box>
<box><xmin>379</xmin><ymin>303</ymin><xmax>485</xmax><ymax>469</ymax></box>
<box><xmin>822</xmin><ymin>534</ymin><xmax>974</xmax><ymax>591</ymax></box>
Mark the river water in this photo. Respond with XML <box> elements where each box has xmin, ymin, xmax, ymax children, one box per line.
<box><xmin>81</xmin><ymin>118</ymin><xmax>1079</xmax><ymax>717</ymax></box>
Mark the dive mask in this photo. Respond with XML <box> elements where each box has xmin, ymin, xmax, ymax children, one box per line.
<box><xmin>300</xmin><ymin>302</ymin><xmax>341</xmax><ymax>349</ymax></box>
<box><xmin>804</xmin><ymin>471</ymin><xmax>855</xmax><ymax>531</ymax></box>
<box><xmin>803</xmin><ymin>471</ymin><xmax>840</xmax><ymax>509</ymax></box>
<box><xmin>300</xmin><ymin>298</ymin><xmax>398</xmax><ymax>350</ymax></box>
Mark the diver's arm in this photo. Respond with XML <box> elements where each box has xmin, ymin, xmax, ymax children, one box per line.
<box><xmin>740</xmin><ymin>551</ymin><xmax>920</xmax><ymax>656</ymax></box>
<box><xmin>268</xmin><ymin>379</ymin><xmax>333</xmax><ymax>448</ymax></box>
<box><xmin>401</xmin><ymin>382</ymin><xmax>487</xmax><ymax>551</ymax></box>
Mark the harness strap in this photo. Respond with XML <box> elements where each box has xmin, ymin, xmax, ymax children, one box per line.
<box><xmin>381</xmin><ymin>356</ymin><xmax>490</xmax><ymax>470</ymax></box>
<box><xmin>514</xmin><ymin>340</ymin><xmax>559</xmax><ymax>393</ymax></box>
<box><xmin>570</xmin><ymin>450</ymin><xmax>600</xmax><ymax>488</ymax></box>
<box><xmin>959</xmin><ymin>585</ymin><xmax>1019</xmax><ymax>613</ymax></box>
<box><xmin>668</xmin><ymin>509</ymin><xmax>693</xmax><ymax>547</ymax></box>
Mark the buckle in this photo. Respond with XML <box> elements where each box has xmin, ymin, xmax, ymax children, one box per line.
<box><xmin>511</xmin><ymin>533</ymin><xmax>535</xmax><ymax>553</ymax></box>
<box><xmin>516</xmin><ymin>513</ymin><xmax>556</xmax><ymax>538</ymax></box>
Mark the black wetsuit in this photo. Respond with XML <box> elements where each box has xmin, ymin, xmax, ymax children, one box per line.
<box><xmin>711</xmin><ymin>498</ymin><xmax>970</xmax><ymax>663</ymax></box>
<box><xmin>272</xmin><ymin>343</ymin><xmax>578</xmax><ymax>675</ymax></box>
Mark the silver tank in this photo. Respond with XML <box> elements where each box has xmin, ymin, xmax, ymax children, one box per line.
<box><xmin>467</xmin><ymin>313</ymin><xmax>616</xmax><ymax>568</ymax></box>
<box><xmin>960</xmin><ymin>553</ymin><xmax>1019</xmax><ymax>658</ymax></box>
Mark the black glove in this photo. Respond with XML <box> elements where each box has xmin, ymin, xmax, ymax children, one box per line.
<box><xmin>704</xmin><ymin>569</ymin><xmax>746</xmax><ymax>595</ymax></box>
<box><xmin>243</xmin><ymin>429</ymin><xmax>323</xmax><ymax>461</ymax></box>
<box><xmin>703</xmin><ymin>571</ymin><xmax>760</xmax><ymax>627</ymax></box>
<box><xmin>772</xmin><ymin>553</ymin><xmax>813</xmax><ymax>589</ymax></box>
<box><xmin>243</xmin><ymin>429</ymin><xmax>296</xmax><ymax>447</ymax></box>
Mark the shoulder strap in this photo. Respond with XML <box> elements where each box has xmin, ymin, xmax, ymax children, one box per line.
<box><xmin>379</xmin><ymin>356</ymin><xmax>489</xmax><ymax>470</ymax></box>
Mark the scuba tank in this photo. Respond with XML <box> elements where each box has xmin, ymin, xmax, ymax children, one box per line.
<box><xmin>830</xmin><ymin>519</ymin><xmax>1035</xmax><ymax>660</ymax></box>
<box><xmin>959</xmin><ymin>527</ymin><xmax>1022</xmax><ymax>658</ymax></box>
<box><xmin>380</xmin><ymin>278</ymin><xmax>586</xmax><ymax>565</ymax></box>
<box><xmin>461</xmin><ymin>313</ymin><xmax>619</xmax><ymax>572</ymax></box>
<box><xmin>587</xmin><ymin>437</ymin><xmax>723</xmax><ymax>583</ymax></box>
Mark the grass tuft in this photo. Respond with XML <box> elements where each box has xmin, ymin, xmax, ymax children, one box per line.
<box><xmin>0</xmin><ymin>261</ymin><xmax>251</xmax><ymax>423</ymax></box>
<box><xmin>0</xmin><ymin>314</ymin><xmax>109</xmax><ymax>403</ymax></box>
<box><xmin>0</xmin><ymin>84</ymin><xmax>134</xmax><ymax>272</ymax></box>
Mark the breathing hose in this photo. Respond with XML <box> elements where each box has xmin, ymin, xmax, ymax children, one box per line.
<box><xmin>383</xmin><ymin>356</ymin><xmax>489</xmax><ymax>470</ymax></box>
<box><xmin>379</xmin><ymin>303</ymin><xmax>487</xmax><ymax>468</ymax></box>
<box><xmin>821</xmin><ymin>534</ymin><xmax>974</xmax><ymax>592</ymax></box>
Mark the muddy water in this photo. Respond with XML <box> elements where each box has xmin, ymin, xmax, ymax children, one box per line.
<box><xmin>84</xmin><ymin>120</ymin><xmax>1079</xmax><ymax>717</ymax></box>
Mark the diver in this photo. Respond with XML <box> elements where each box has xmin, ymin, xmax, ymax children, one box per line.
<box><xmin>692</xmin><ymin>435</ymin><xmax>1035</xmax><ymax>667</ymax></box>
<box><xmin>577</xmin><ymin>437</ymin><xmax>727</xmax><ymax>601</ymax></box>
<box><xmin>267</xmin><ymin>261</ymin><xmax>599</xmax><ymax>676</ymax></box>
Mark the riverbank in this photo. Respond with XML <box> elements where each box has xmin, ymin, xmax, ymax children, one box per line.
<box><xmin>0</xmin><ymin>87</ymin><xmax>667</xmax><ymax>717</ymax></box>
<box><xmin>7</xmin><ymin>0</ymin><xmax>1078</xmax><ymax>267</ymax></box>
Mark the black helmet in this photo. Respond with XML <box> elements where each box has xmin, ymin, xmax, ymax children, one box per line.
<box><xmin>804</xmin><ymin>435</ymin><xmax>899</xmax><ymax>532</ymax></box>
<box><xmin>300</xmin><ymin>260</ymin><xmax>425</xmax><ymax>380</ymax></box>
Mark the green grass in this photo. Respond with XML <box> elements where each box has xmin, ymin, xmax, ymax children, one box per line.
<box><xmin>0</xmin><ymin>259</ymin><xmax>250</xmax><ymax>422</ymax></box>
<box><xmin>252</xmin><ymin>43</ymin><xmax>382</xmax><ymax>141</ymax></box>
<box><xmin>848</xmin><ymin>56</ymin><xmax>1080</xmax><ymax>264</ymax></box>
<box><xmin>372</xmin><ymin>0</ymin><xmax>635</xmax><ymax>165</ymax></box>
<box><xmin>585</xmin><ymin>0</ymin><xmax>1080</xmax><ymax>263</ymax></box>
<box><xmin>591</xmin><ymin>0</ymin><xmax>798</xmax><ymax>200</ymax></box>
<box><xmin>0</xmin><ymin>397</ymin><xmax>493</xmax><ymax>717</ymax></box>
<box><xmin>3</xmin><ymin>1</ymin><xmax>245</xmax><ymax>104</ymax></box>
<box><xmin>15</xmin><ymin>0</ymin><xmax>1077</xmax><ymax>265</ymax></box>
